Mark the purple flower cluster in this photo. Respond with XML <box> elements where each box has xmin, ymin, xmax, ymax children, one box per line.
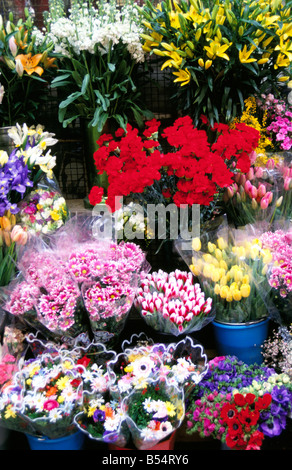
<box><xmin>0</xmin><ymin>149</ymin><xmax>33</xmax><ymax>216</ymax></box>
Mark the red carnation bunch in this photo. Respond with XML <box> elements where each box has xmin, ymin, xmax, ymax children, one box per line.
<box><xmin>91</xmin><ymin>116</ymin><xmax>260</xmax><ymax>212</ymax></box>
<box><xmin>220</xmin><ymin>392</ymin><xmax>272</xmax><ymax>450</ymax></box>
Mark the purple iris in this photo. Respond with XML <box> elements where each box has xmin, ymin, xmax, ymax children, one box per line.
<box><xmin>0</xmin><ymin>151</ymin><xmax>33</xmax><ymax>216</ymax></box>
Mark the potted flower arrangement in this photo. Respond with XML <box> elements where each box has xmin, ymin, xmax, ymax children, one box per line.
<box><xmin>139</xmin><ymin>0</ymin><xmax>292</xmax><ymax>126</ymax></box>
<box><xmin>134</xmin><ymin>269</ymin><xmax>213</xmax><ymax>336</ymax></box>
<box><xmin>0</xmin><ymin>9</ymin><xmax>57</xmax><ymax>128</ymax></box>
<box><xmin>185</xmin><ymin>355</ymin><xmax>292</xmax><ymax>450</ymax></box>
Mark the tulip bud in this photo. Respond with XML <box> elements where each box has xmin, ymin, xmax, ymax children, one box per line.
<box><xmin>260</xmin><ymin>195</ymin><xmax>270</xmax><ymax>209</ymax></box>
<box><xmin>275</xmin><ymin>196</ymin><xmax>283</xmax><ymax>207</ymax></box>
<box><xmin>11</xmin><ymin>225</ymin><xmax>28</xmax><ymax>245</ymax></box>
<box><xmin>0</xmin><ymin>215</ymin><xmax>11</xmax><ymax>231</ymax></box>
<box><xmin>3</xmin><ymin>231</ymin><xmax>11</xmax><ymax>246</ymax></box>
<box><xmin>266</xmin><ymin>158</ymin><xmax>275</xmax><ymax>169</ymax></box>
<box><xmin>257</xmin><ymin>183</ymin><xmax>266</xmax><ymax>198</ymax></box>
<box><xmin>250</xmin><ymin>185</ymin><xmax>258</xmax><ymax>199</ymax></box>
<box><xmin>251</xmin><ymin>198</ymin><xmax>258</xmax><ymax>210</ymax></box>
<box><xmin>255</xmin><ymin>167</ymin><xmax>264</xmax><ymax>179</ymax></box>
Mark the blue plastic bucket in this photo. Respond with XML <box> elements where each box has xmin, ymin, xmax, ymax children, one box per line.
<box><xmin>212</xmin><ymin>318</ymin><xmax>269</xmax><ymax>365</ymax></box>
<box><xmin>26</xmin><ymin>431</ymin><xmax>85</xmax><ymax>450</ymax></box>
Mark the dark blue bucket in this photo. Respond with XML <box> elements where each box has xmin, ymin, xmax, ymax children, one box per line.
<box><xmin>26</xmin><ymin>431</ymin><xmax>85</xmax><ymax>450</ymax></box>
<box><xmin>212</xmin><ymin>318</ymin><xmax>269</xmax><ymax>365</ymax></box>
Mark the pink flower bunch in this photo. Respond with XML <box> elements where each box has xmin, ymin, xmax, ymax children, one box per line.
<box><xmin>186</xmin><ymin>390</ymin><xmax>232</xmax><ymax>440</ymax></box>
<box><xmin>135</xmin><ymin>269</ymin><xmax>213</xmax><ymax>335</ymax></box>
<box><xmin>0</xmin><ymin>354</ymin><xmax>17</xmax><ymax>386</ymax></box>
<box><xmin>83</xmin><ymin>278</ymin><xmax>135</xmax><ymax>321</ymax></box>
<box><xmin>257</xmin><ymin>93</ymin><xmax>292</xmax><ymax>151</ymax></box>
<box><xmin>4</xmin><ymin>253</ymin><xmax>82</xmax><ymax>336</ymax></box>
<box><xmin>260</xmin><ymin>230</ymin><xmax>292</xmax><ymax>298</ymax></box>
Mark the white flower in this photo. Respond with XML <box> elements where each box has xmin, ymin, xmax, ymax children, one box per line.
<box><xmin>48</xmin><ymin>407</ymin><xmax>63</xmax><ymax>423</ymax></box>
<box><xmin>104</xmin><ymin>413</ymin><xmax>120</xmax><ymax>432</ymax></box>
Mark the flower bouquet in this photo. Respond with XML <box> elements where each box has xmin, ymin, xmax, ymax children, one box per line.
<box><xmin>123</xmin><ymin>377</ymin><xmax>185</xmax><ymax>450</ymax></box>
<box><xmin>18</xmin><ymin>183</ymin><xmax>68</xmax><ymax>235</ymax></box>
<box><xmin>2</xmin><ymin>251</ymin><xmax>87</xmax><ymax>342</ymax></box>
<box><xmin>259</xmin><ymin>229</ymin><xmax>292</xmax><ymax>327</ymax></box>
<box><xmin>262</xmin><ymin>325</ymin><xmax>292</xmax><ymax>378</ymax></box>
<box><xmin>0</xmin><ymin>324</ymin><xmax>27</xmax><ymax>391</ymax></box>
<box><xmin>74</xmin><ymin>394</ymin><xmax>129</xmax><ymax>447</ymax></box>
<box><xmin>182</xmin><ymin>226</ymin><xmax>273</xmax><ymax>323</ymax></box>
<box><xmin>186</xmin><ymin>355</ymin><xmax>292</xmax><ymax>449</ymax></box>
<box><xmin>9</xmin><ymin>353</ymin><xmax>84</xmax><ymax>440</ymax></box>
<box><xmin>135</xmin><ymin>269</ymin><xmax>213</xmax><ymax>336</ymax></box>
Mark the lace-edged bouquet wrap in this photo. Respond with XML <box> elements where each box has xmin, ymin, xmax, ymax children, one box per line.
<box><xmin>74</xmin><ymin>393</ymin><xmax>130</xmax><ymax>447</ymax></box>
<box><xmin>122</xmin><ymin>377</ymin><xmax>185</xmax><ymax>450</ymax></box>
<box><xmin>12</xmin><ymin>353</ymin><xmax>84</xmax><ymax>439</ymax></box>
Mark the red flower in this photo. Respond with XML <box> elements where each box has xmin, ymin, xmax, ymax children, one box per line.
<box><xmin>88</xmin><ymin>186</ymin><xmax>104</xmax><ymax>206</ymax></box>
<box><xmin>233</xmin><ymin>393</ymin><xmax>246</xmax><ymax>407</ymax></box>
<box><xmin>255</xmin><ymin>393</ymin><xmax>272</xmax><ymax>410</ymax></box>
<box><xmin>238</xmin><ymin>406</ymin><xmax>260</xmax><ymax>427</ymax></box>
<box><xmin>220</xmin><ymin>403</ymin><xmax>238</xmax><ymax>423</ymax></box>
<box><xmin>77</xmin><ymin>356</ymin><xmax>91</xmax><ymax>368</ymax></box>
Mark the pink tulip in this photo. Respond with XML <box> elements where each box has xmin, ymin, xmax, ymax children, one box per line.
<box><xmin>257</xmin><ymin>183</ymin><xmax>266</xmax><ymax>198</ymax></box>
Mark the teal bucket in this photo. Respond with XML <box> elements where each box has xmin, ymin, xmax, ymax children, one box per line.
<box><xmin>212</xmin><ymin>318</ymin><xmax>269</xmax><ymax>365</ymax></box>
<box><xmin>26</xmin><ymin>431</ymin><xmax>85</xmax><ymax>450</ymax></box>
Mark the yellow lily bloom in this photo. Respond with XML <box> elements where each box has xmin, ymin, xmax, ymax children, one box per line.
<box><xmin>161</xmin><ymin>51</ymin><xmax>183</xmax><ymax>70</ymax></box>
<box><xmin>239</xmin><ymin>44</ymin><xmax>257</xmax><ymax>63</ymax></box>
<box><xmin>274</xmin><ymin>52</ymin><xmax>290</xmax><ymax>68</ymax></box>
<box><xmin>204</xmin><ymin>40</ymin><xmax>230</xmax><ymax>60</ymax></box>
<box><xmin>274</xmin><ymin>37</ymin><xmax>292</xmax><ymax>61</ymax></box>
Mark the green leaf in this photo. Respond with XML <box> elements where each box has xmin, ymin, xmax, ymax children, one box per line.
<box><xmin>81</xmin><ymin>74</ymin><xmax>90</xmax><ymax>94</ymax></box>
<box><xmin>94</xmin><ymin>90</ymin><xmax>110</xmax><ymax>111</ymax></box>
<box><xmin>59</xmin><ymin>91</ymin><xmax>83</xmax><ymax>109</ymax></box>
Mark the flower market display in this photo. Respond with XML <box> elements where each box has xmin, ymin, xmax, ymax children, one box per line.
<box><xmin>0</xmin><ymin>0</ymin><xmax>292</xmax><ymax>453</ymax></box>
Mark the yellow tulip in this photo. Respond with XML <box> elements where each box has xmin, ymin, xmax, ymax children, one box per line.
<box><xmin>240</xmin><ymin>284</ymin><xmax>251</xmax><ymax>298</ymax></box>
<box><xmin>190</xmin><ymin>264</ymin><xmax>200</xmax><ymax>276</ymax></box>
<box><xmin>208</xmin><ymin>242</ymin><xmax>216</xmax><ymax>253</ymax></box>
<box><xmin>214</xmin><ymin>284</ymin><xmax>221</xmax><ymax>295</ymax></box>
<box><xmin>217</xmin><ymin>237</ymin><xmax>227</xmax><ymax>250</ymax></box>
<box><xmin>192</xmin><ymin>237</ymin><xmax>201</xmax><ymax>251</ymax></box>
<box><xmin>215</xmin><ymin>248</ymin><xmax>222</xmax><ymax>261</ymax></box>
<box><xmin>233</xmin><ymin>289</ymin><xmax>242</xmax><ymax>301</ymax></box>
<box><xmin>220</xmin><ymin>285</ymin><xmax>229</xmax><ymax>299</ymax></box>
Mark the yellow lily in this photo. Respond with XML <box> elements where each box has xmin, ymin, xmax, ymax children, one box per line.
<box><xmin>274</xmin><ymin>36</ymin><xmax>292</xmax><ymax>61</ymax></box>
<box><xmin>173</xmin><ymin>68</ymin><xmax>191</xmax><ymax>86</ymax></box>
<box><xmin>204</xmin><ymin>40</ymin><xmax>231</xmax><ymax>60</ymax></box>
<box><xmin>239</xmin><ymin>44</ymin><xmax>257</xmax><ymax>63</ymax></box>
<box><xmin>274</xmin><ymin>52</ymin><xmax>291</xmax><ymax>68</ymax></box>
<box><xmin>15</xmin><ymin>53</ymin><xmax>44</xmax><ymax>76</ymax></box>
<box><xmin>161</xmin><ymin>50</ymin><xmax>183</xmax><ymax>70</ymax></box>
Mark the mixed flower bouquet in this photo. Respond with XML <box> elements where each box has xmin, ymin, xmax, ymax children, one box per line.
<box><xmin>123</xmin><ymin>377</ymin><xmax>185</xmax><ymax>450</ymax></box>
<box><xmin>0</xmin><ymin>325</ymin><xmax>26</xmax><ymax>390</ymax></box>
<box><xmin>179</xmin><ymin>224</ymin><xmax>273</xmax><ymax>323</ymax></box>
<box><xmin>259</xmin><ymin>229</ymin><xmax>292</xmax><ymax>327</ymax></box>
<box><xmin>134</xmin><ymin>269</ymin><xmax>213</xmax><ymax>336</ymax></box>
<box><xmin>107</xmin><ymin>335</ymin><xmax>208</xmax><ymax>401</ymax></box>
<box><xmin>139</xmin><ymin>0</ymin><xmax>292</xmax><ymax>126</ymax></box>
<box><xmin>186</xmin><ymin>355</ymin><xmax>292</xmax><ymax>450</ymax></box>
<box><xmin>0</xmin><ymin>353</ymin><xmax>84</xmax><ymax>440</ymax></box>
<box><xmin>45</xmin><ymin>0</ymin><xmax>151</xmax><ymax>132</ymax></box>
<box><xmin>0</xmin><ymin>123</ymin><xmax>58</xmax><ymax>218</ymax></box>
<box><xmin>18</xmin><ymin>185</ymin><xmax>68</xmax><ymax>235</ymax></box>
<box><xmin>74</xmin><ymin>394</ymin><xmax>129</xmax><ymax>446</ymax></box>
<box><xmin>90</xmin><ymin>114</ymin><xmax>260</xmax><ymax>237</ymax></box>
<box><xmin>0</xmin><ymin>8</ymin><xmax>57</xmax><ymax>126</ymax></box>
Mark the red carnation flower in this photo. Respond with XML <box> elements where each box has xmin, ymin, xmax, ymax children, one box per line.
<box><xmin>88</xmin><ymin>186</ymin><xmax>104</xmax><ymax>206</ymax></box>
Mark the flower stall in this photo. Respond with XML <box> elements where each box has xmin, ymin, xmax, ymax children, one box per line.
<box><xmin>0</xmin><ymin>0</ymin><xmax>292</xmax><ymax>453</ymax></box>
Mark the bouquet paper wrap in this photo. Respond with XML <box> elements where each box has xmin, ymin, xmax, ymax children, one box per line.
<box><xmin>123</xmin><ymin>377</ymin><xmax>185</xmax><ymax>450</ymax></box>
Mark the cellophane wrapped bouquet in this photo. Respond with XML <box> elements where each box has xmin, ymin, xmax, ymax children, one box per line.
<box><xmin>176</xmin><ymin>221</ymin><xmax>273</xmax><ymax>323</ymax></box>
<box><xmin>0</xmin><ymin>324</ymin><xmax>27</xmax><ymax>391</ymax></box>
<box><xmin>0</xmin><ymin>351</ymin><xmax>84</xmax><ymax>439</ymax></box>
<box><xmin>1</xmin><ymin>215</ymin><xmax>148</xmax><ymax>346</ymax></box>
<box><xmin>134</xmin><ymin>269</ymin><xmax>213</xmax><ymax>336</ymax></box>
<box><xmin>259</xmin><ymin>227</ymin><xmax>292</xmax><ymax>327</ymax></box>
<box><xmin>122</xmin><ymin>377</ymin><xmax>185</xmax><ymax>450</ymax></box>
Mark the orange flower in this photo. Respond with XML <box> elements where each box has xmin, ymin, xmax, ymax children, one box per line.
<box><xmin>42</xmin><ymin>56</ymin><xmax>57</xmax><ymax>69</ymax></box>
<box><xmin>15</xmin><ymin>53</ymin><xmax>44</xmax><ymax>76</ymax></box>
<box><xmin>46</xmin><ymin>386</ymin><xmax>58</xmax><ymax>397</ymax></box>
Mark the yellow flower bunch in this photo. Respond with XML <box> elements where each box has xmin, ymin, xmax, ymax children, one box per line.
<box><xmin>139</xmin><ymin>0</ymin><xmax>292</xmax><ymax>125</ymax></box>
<box><xmin>190</xmin><ymin>233</ymin><xmax>271</xmax><ymax>322</ymax></box>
